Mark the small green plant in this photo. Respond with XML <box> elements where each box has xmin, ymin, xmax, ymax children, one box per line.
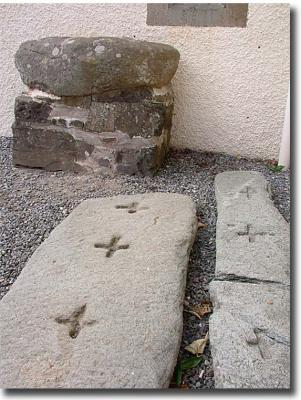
<box><xmin>268</xmin><ymin>163</ymin><xmax>285</xmax><ymax>173</ymax></box>
<box><xmin>175</xmin><ymin>356</ymin><xmax>203</xmax><ymax>386</ymax></box>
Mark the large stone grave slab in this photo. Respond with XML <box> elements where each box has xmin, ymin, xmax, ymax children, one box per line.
<box><xmin>0</xmin><ymin>193</ymin><xmax>197</xmax><ymax>388</ymax></box>
<box><xmin>209</xmin><ymin>171</ymin><xmax>290</xmax><ymax>389</ymax></box>
<box><xmin>12</xmin><ymin>37</ymin><xmax>180</xmax><ymax>176</ymax></box>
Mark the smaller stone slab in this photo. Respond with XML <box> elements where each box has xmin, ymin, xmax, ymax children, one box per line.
<box><xmin>214</xmin><ymin>171</ymin><xmax>290</xmax><ymax>284</ymax></box>
<box><xmin>0</xmin><ymin>193</ymin><xmax>197</xmax><ymax>388</ymax></box>
<box><xmin>210</xmin><ymin>281</ymin><xmax>290</xmax><ymax>389</ymax></box>
<box><xmin>210</xmin><ymin>171</ymin><xmax>290</xmax><ymax>389</ymax></box>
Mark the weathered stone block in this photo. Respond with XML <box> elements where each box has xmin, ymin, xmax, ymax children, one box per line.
<box><xmin>85</xmin><ymin>86</ymin><xmax>173</xmax><ymax>138</ymax></box>
<box><xmin>13</xmin><ymin>37</ymin><xmax>179</xmax><ymax>176</ymax></box>
<box><xmin>12</xmin><ymin>122</ymin><xmax>93</xmax><ymax>172</ymax></box>
<box><xmin>15</xmin><ymin>95</ymin><xmax>53</xmax><ymax>123</ymax></box>
<box><xmin>49</xmin><ymin>103</ymin><xmax>89</xmax><ymax>129</ymax></box>
<box><xmin>0</xmin><ymin>193</ymin><xmax>197</xmax><ymax>388</ymax></box>
<box><xmin>13</xmin><ymin>119</ymin><xmax>168</xmax><ymax>176</ymax></box>
<box><xmin>15</xmin><ymin>37</ymin><xmax>180</xmax><ymax>96</ymax></box>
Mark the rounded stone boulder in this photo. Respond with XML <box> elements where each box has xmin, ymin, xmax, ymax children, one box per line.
<box><xmin>15</xmin><ymin>37</ymin><xmax>180</xmax><ymax>96</ymax></box>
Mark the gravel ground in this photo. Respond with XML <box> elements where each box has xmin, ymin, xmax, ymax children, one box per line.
<box><xmin>0</xmin><ymin>136</ymin><xmax>290</xmax><ymax>389</ymax></box>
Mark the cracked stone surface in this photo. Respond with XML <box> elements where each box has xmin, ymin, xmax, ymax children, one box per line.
<box><xmin>0</xmin><ymin>193</ymin><xmax>197</xmax><ymax>388</ymax></box>
<box><xmin>209</xmin><ymin>171</ymin><xmax>290</xmax><ymax>389</ymax></box>
<box><xmin>210</xmin><ymin>281</ymin><xmax>290</xmax><ymax>389</ymax></box>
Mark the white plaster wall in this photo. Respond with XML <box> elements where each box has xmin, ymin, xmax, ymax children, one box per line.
<box><xmin>0</xmin><ymin>3</ymin><xmax>289</xmax><ymax>159</ymax></box>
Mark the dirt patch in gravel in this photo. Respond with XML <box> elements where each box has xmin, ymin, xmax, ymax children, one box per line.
<box><xmin>0</xmin><ymin>137</ymin><xmax>290</xmax><ymax>389</ymax></box>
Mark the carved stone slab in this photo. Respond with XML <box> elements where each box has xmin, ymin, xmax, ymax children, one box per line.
<box><xmin>210</xmin><ymin>171</ymin><xmax>290</xmax><ymax>389</ymax></box>
<box><xmin>0</xmin><ymin>193</ymin><xmax>197</xmax><ymax>388</ymax></box>
<box><xmin>210</xmin><ymin>281</ymin><xmax>290</xmax><ymax>389</ymax></box>
<box><xmin>214</xmin><ymin>171</ymin><xmax>290</xmax><ymax>284</ymax></box>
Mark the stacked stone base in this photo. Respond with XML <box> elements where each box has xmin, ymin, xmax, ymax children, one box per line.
<box><xmin>13</xmin><ymin>86</ymin><xmax>174</xmax><ymax>176</ymax></box>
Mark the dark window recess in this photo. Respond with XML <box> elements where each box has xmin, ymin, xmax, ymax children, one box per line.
<box><xmin>146</xmin><ymin>3</ymin><xmax>249</xmax><ymax>27</ymax></box>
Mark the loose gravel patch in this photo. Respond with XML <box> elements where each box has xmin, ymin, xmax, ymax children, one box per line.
<box><xmin>0</xmin><ymin>137</ymin><xmax>290</xmax><ymax>389</ymax></box>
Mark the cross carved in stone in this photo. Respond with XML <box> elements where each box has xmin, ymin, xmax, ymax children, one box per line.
<box><xmin>115</xmin><ymin>202</ymin><xmax>148</xmax><ymax>214</ymax></box>
<box><xmin>237</xmin><ymin>224</ymin><xmax>275</xmax><ymax>243</ymax></box>
<box><xmin>55</xmin><ymin>304</ymin><xmax>96</xmax><ymax>339</ymax></box>
<box><xmin>94</xmin><ymin>235</ymin><xmax>129</xmax><ymax>257</ymax></box>
<box><xmin>239</xmin><ymin>186</ymin><xmax>251</xmax><ymax>199</ymax></box>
